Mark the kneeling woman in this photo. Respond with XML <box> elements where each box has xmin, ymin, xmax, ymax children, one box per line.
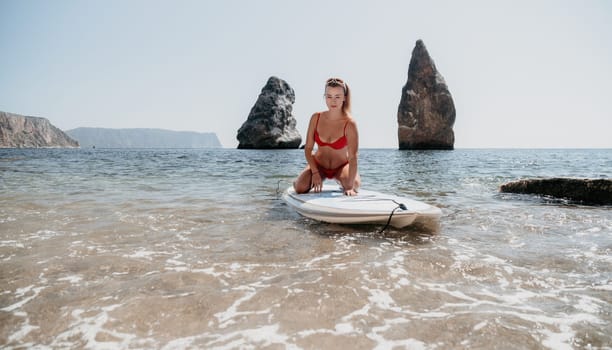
<box><xmin>294</xmin><ymin>77</ymin><xmax>361</xmax><ymax>196</ymax></box>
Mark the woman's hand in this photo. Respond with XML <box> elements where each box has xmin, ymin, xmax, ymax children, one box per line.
<box><xmin>311</xmin><ymin>172</ymin><xmax>322</xmax><ymax>192</ymax></box>
<box><xmin>344</xmin><ymin>188</ymin><xmax>357</xmax><ymax>196</ymax></box>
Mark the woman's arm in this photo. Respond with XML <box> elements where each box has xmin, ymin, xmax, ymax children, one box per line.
<box><xmin>304</xmin><ymin>113</ymin><xmax>322</xmax><ymax>191</ymax></box>
<box><xmin>303</xmin><ymin>113</ymin><xmax>318</xmax><ymax>169</ymax></box>
<box><xmin>345</xmin><ymin>119</ymin><xmax>359</xmax><ymax>194</ymax></box>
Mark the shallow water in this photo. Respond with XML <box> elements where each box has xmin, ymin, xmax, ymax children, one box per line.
<box><xmin>1</xmin><ymin>148</ymin><xmax>611</xmax><ymax>349</ymax></box>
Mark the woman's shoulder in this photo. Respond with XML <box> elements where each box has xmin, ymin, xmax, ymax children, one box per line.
<box><xmin>344</xmin><ymin>116</ymin><xmax>358</xmax><ymax>133</ymax></box>
<box><xmin>345</xmin><ymin>115</ymin><xmax>358</xmax><ymax>126</ymax></box>
<box><xmin>309</xmin><ymin>111</ymin><xmax>323</xmax><ymax>121</ymax></box>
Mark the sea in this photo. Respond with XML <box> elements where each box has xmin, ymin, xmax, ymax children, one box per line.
<box><xmin>1</xmin><ymin>148</ymin><xmax>610</xmax><ymax>349</ymax></box>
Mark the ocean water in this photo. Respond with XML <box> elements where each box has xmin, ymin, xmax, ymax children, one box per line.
<box><xmin>0</xmin><ymin>148</ymin><xmax>610</xmax><ymax>349</ymax></box>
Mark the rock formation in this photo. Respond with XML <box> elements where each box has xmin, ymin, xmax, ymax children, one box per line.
<box><xmin>66</xmin><ymin>128</ymin><xmax>222</xmax><ymax>148</ymax></box>
<box><xmin>397</xmin><ymin>40</ymin><xmax>455</xmax><ymax>150</ymax></box>
<box><xmin>0</xmin><ymin>111</ymin><xmax>79</xmax><ymax>148</ymax></box>
<box><xmin>500</xmin><ymin>178</ymin><xmax>612</xmax><ymax>205</ymax></box>
<box><xmin>237</xmin><ymin>76</ymin><xmax>302</xmax><ymax>149</ymax></box>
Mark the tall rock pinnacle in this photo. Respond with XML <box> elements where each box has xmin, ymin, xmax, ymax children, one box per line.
<box><xmin>397</xmin><ymin>40</ymin><xmax>456</xmax><ymax>150</ymax></box>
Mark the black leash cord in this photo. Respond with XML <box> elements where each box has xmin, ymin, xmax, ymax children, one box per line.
<box><xmin>276</xmin><ymin>179</ymin><xmax>293</xmax><ymax>197</ymax></box>
<box><xmin>379</xmin><ymin>201</ymin><xmax>408</xmax><ymax>234</ymax></box>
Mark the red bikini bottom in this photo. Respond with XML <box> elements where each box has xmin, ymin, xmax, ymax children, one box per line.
<box><xmin>314</xmin><ymin>159</ymin><xmax>348</xmax><ymax>179</ymax></box>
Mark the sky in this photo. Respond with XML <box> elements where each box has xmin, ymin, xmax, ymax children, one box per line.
<box><xmin>1</xmin><ymin>0</ymin><xmax>611</xmax><ymax>148</ymax></box>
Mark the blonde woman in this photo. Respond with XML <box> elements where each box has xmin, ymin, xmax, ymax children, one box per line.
<box><xmin>294</xmin><ymin>77</ymin><xmax>361</xmax><ymax>196</ymax></box>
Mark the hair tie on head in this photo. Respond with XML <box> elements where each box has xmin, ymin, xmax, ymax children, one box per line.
<box><xmin>326</xmin><ymin>78</ymin><xmax>347</xmax><ymax>95</ymax></box>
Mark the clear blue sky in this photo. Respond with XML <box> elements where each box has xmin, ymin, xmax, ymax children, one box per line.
<box><xmin>1</xmin><ymin>0</ymin><xmax>611</xmax><ymax>148</ymax></box>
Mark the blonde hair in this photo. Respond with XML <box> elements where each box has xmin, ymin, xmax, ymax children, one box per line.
<box><xmin>325</xmin><ymin>77</ymin><xmax>351</xmax><ymax>116</ymax></box>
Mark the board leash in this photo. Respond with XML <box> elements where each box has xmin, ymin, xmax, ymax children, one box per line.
<box><xmin>379</xmin><ymin>200</ymin><xmax>408</xmax><ymax>234</ymax></box>
<box><xmin>276</xmin><ymin>179</ymin><xmax>291</xmax><ymax>197</ymax></box>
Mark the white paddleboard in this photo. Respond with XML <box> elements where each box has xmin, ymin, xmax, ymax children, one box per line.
<box><xmin>283</xmin><ymin>184</ymin><xmax>442</xmax><ymax>228</ymax></box>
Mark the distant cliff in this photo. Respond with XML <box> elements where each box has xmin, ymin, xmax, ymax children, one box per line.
<box><xmin>0</xmin><ymin>111</ymin><xmax>79</xmax><ymax>148</ymax></box>
<box><xmin>66</xmin><ymin>128</ymin><xmax>222</xmax><ymax>148</ymax></box>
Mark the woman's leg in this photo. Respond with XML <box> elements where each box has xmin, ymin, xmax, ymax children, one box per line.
<box><xmin>293</xmin><ymin>167</ymin><xmax>314</xmax><ymax>193</ymax></box>
<box><xmin>336</xmin><ymin>163</ymin><xmax>361</xmax><ymax>192</ymax></box>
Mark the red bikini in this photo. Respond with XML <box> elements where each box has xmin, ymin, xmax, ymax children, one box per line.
<box><xmin>314</xmin><ymin>113</ymin><xmax>348</xmax><ymax>149</ymax></box>
<box><xmin>313</xmin><ymin>113</ymin><xmax>349</xmax><ymax>179</ymax></box>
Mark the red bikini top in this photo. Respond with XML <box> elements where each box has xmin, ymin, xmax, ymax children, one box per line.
<box><xmin>314</xmin><ymin>113</ymin><xmax>348</xmax><ymax>150</ymax></box>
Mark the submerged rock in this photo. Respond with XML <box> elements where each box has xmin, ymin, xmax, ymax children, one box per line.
<box><xmin>397</xmin><ymin>40</ymin><xmax>455</xmax><ymax>150</ymax></box>
<box><xmin>500</xmin><ymin>178</ymin><xmax>612</xmax><ymax>205</ymax></box>
<box><xmin>237</xmin><ymin>77</ymin><xmax>302</xmax><ymax>149</ymax></box>
<box><xmin>0</xmin><ymin>111</ymin><xmax>79</xmax><ymax>148</ymax></box>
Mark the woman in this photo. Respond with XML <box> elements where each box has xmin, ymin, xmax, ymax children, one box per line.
<box><xmin>294</xmin><ymin>77</ymin><xmax>361</xmax><ymax>196</ymax></box>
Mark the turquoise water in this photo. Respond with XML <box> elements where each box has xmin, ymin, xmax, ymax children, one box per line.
<box><xmin>1</xmin><ymin>148</ymin><xmax>611</xmax><ymax>349</ymax></box>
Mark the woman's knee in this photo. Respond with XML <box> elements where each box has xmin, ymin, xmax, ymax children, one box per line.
<box><xmin>293</xmin><ymin>180</ymin><xmax>311</xmax><ymax>194</ymax></box>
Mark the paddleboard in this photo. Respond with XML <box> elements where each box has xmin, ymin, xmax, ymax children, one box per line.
<box><xmin>282</xmin><ymin>184</ymin><xmax>442</xmax><ymax>228</ymax></box>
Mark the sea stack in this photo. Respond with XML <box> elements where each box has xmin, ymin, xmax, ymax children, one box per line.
<box><xmin>397</xmin><ymin>40</ymin><xmax>455</xmax><ymax>150</ymax></box>
<box><xmin>0</xmin><ymin>111</ymin><xmax>79</xmax><ymax>148</ymax></box>
<box><xmin>237</xmin><ymin>76</ymin><xmax>302</xmax><ymax>149</ymax></box>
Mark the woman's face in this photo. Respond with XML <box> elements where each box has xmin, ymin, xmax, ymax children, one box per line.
<box><xmin>325</xmin><ymin>86</ymin><xmax>345</xmax><ymax>111</ymax></box>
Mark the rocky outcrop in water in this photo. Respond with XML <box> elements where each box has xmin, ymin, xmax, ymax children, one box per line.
<box><xmin>397</xmin><ymin>40</ymin><xmax>455</xmax><ymax>150</ymax></box>
<box><xmin>500</xmin><ymin>178</ymin><xmax>612</xmax><ymax>205</ymax></box>
<box><xmin>237</xmin><ymin>76</ymin><xmax>302</xmax><ymax>149</ymax></box>
<box><xmin>0</xmin><ymin>111</ymin><xmax>79</xmax><ymax>148</ymax></box>
<box><xmin>66</xmin><ymin>128</ymin><xmax>222</xmax><ymax>148</ymax></box>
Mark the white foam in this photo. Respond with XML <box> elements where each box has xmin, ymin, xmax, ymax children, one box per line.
<box><xmin>592</xmin><ymin>284</ymin><xmax>612</xmax><ymax>291</ymax></box>
<box><xmin>417</xmin><ymin>311</ymin><xmax>450</xmax><ymax>318</ymax></box>
<box><xmin>123</xmin><ymin>249</ymin><xmax>156</xmax><ymax>260</ymax></box>
<box><xmin>366</xmin><ymin>318</ymin><xmax>427</xmax><ymax>350</ymax></box>
<box><xmin>51</xmin><ymin>304</ymin><xmax>138</xmax><ymax>349</ymax></box>
<box><xmin>541</xmin><ymin>325</ymin><xmax>574</xmax><ymax>350</ymax></box>
<box><xmin>164</xmin><ymin>266</ymin><xmax>189</xmax><ymax>272</ymax></box>
<box><xmin>573</xmin><ymin>294</ymin><xmax>605</xmax><ymax>314</ymax></box>
<box><xmin>386</xmin><ymin>251</ymin><xmax>409</xmax><ymax>279</ymax></box>
<box><xmin>28</xmin><ymin>229</ymin><xmax>60</xmax><ymax>241</ymax></box>
<box><xmin>214</xmin><ymin>287</ymin><xmax>260</xmax><ymax>329</ymax></box>
<box><xmin>473</xmin><ymin>320</ymin><xmax>488</xmax><ymax>331</ymax></box>
<box><xmin>304</xmin><ymin>254</ymin><xmax>331</xmax><ymax>268</ymax></box>
<box><xmin>367</xmin><ymin>288</ymin><xmax>400</xmax><ymax>312</ymax></box>
<box><xmin>162</xmin><ymin>292</ymin><xmax>194</xmax><ymax>299</ymax></box>
<box><xmin>163</xmin><ymin>324</ymin><xmax>298</xmax><ymax>350</ymax></box>
<box><xmin>166</xmin><ymin>259</ymin><xmax>185</xmax><ymax>266</ymax></box>
<box><xmin>334</xmin><ymin>322</ymin><xmax>354</xmax><ymax>334</ymax></box>
<box><xmin>192</xmin><ymin>267</ymin><xmax>224</xmax><ymax>277</ymax></box>
<box><xmin>422</xmin><ymin>283</ymin><xmax>480</xmax><ymax>303</ymax></box>
<box><xmin>6</xmin><ymin>318</ymin><xmax>39</xmax><ymax>344</ymax></box>
<box><xmin>2</xmin><ymin>285</ymin><xmax>46</xmax><ymax>312</ymax></box>
<box><xmin>58</xmin><ymin>275</ymin><xmax>83</xmax><ymax>284</ymax></box>
<box><xmin>2</xmin><ymin>253</ymin><xmax>15</xmax><ymax>261</ymax></box>
<box><xmin>397</xmin><ymin>277</ymin><xmax>410</xmax><ymax>286</ymax></box>
<box><xmin>0</xmin><ymin>240</ymin><xmax>24</xmax><ymax>248</ymax></box>
<box><xmin>496</xmin><ymin>271</ymin><xmax>510</xmax><ymax>288</ymax></box>
<box><xmin>0</xmin><ymin>216</ymin><xmax>17</xmax><ymax>223</ymax></box>
<box><xmin>341</xmin><ymin>304</ymin><xmax>371</xmax><ymax>320</ymax></box>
